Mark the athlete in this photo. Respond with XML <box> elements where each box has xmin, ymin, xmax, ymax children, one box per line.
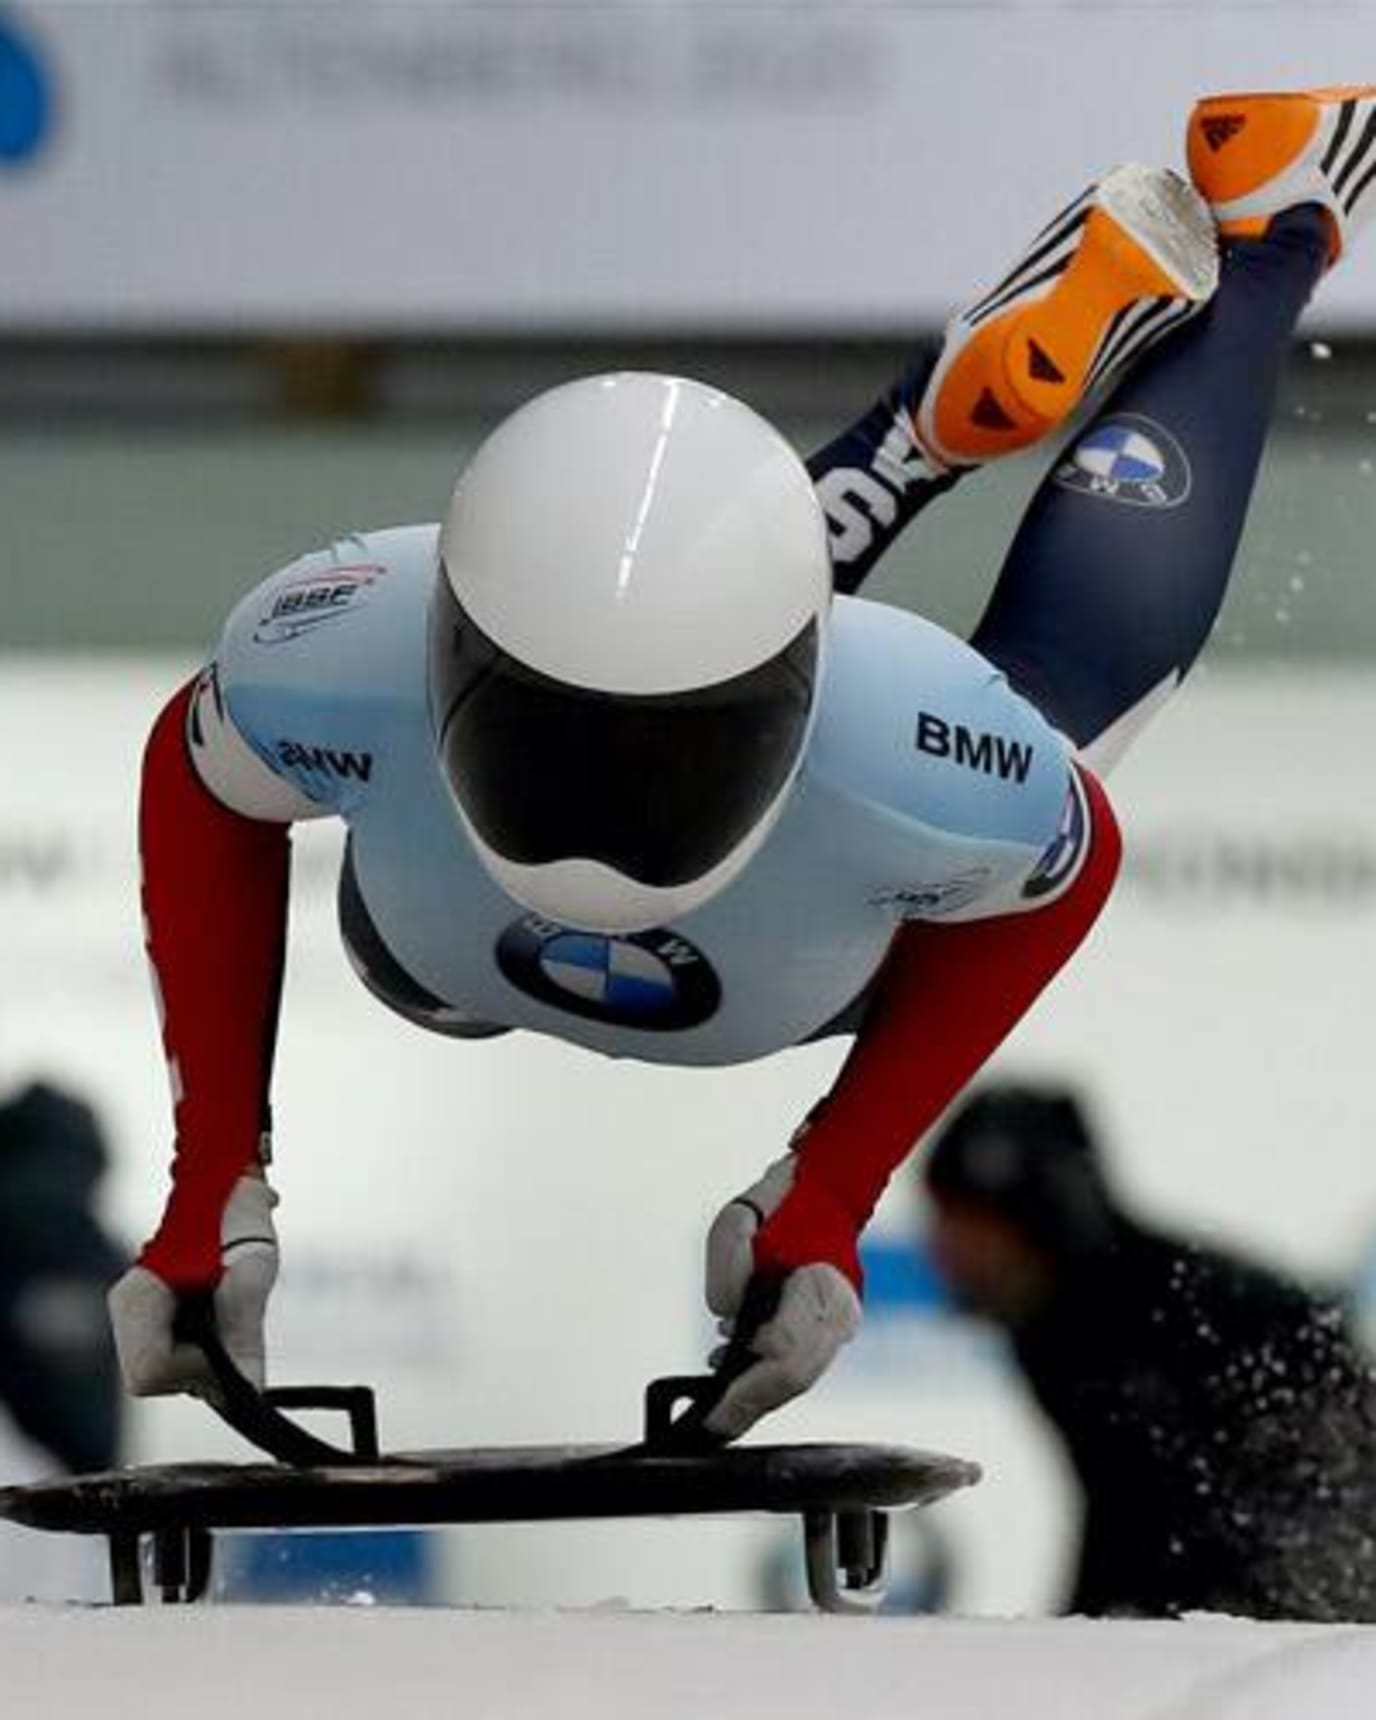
<box><xmin>110</xmin><ymin>89</ymin><xmax>1376</xmax><ymax>1442</ymax></box>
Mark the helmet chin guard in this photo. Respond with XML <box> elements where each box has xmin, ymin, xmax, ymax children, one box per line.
<box><xmin>462</xmin><ymin>776</ymin><xmax>798</xmax><ymax>936</ymax></box>
<box><xmin>432</xmin><ymin>372</ymin><xmax>831</xmax><ymax>929</ymax></box>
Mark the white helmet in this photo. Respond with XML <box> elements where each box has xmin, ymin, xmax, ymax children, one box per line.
<box><xmin>431</xmin><ymin>372</ymin><xmax>831</xmax><ymax>934</ymax></box>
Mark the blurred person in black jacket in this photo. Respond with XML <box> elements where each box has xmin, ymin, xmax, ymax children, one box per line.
<box><xmin>923</xmin><ymin>1082</ymin><xmax>1376</xmax><ymax>1621</ymax></box>
<box><xmin>0</xmin><ymin>1083</ymin><xmax>126</xmax><ymax>1474</ymax></box>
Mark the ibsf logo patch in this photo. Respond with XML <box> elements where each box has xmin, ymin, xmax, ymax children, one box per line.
<box><xmin>1053</xmin><ymin>414</ymin><xmax>1191</xmax><ymax>510</ymax></box>
<box><xmin>496</xmin><ymin>916</ymin><xmax>720</xmax><ymax>1031</ymax></box>
<box><xmin>253</xmin><ymin>565</ymin><xmax>382</xmax><ymax>646</ymax></box>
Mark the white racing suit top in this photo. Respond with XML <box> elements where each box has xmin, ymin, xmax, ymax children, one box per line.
<box><xmin>190</xmin><ymin>524</ymin><xmax>1085</xmax><ymax>1068</ymax></box>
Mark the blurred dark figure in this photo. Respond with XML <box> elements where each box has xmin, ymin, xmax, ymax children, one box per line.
<box><xmin>924</xmin><ymin>1082</ymin><xmax>1376</xmax><ymax>1622</ymax></box>
<box><xmin>0</xmin><ymin>1083</ymin><xmax>126</xmax><ymax>1474</ymax></box>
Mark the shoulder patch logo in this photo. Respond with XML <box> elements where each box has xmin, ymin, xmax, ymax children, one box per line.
<box><xmin>1022</xmin><ymin>773</ymin><xmax>1089</xmax><ymax>902</ymax></box>
<box><xmin>253</xmin><ymin>564</ymin><xmax>383</xmax><ymax>646</ymax></box>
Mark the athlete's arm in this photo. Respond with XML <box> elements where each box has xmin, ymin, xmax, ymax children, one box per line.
<box><xmin>697</xmin><ymin>763</ymin><xmax>1120</xmax><ymax>1439</ymax></box>
<box><xmin>754</xmin><ymin>764</ymin><xmax>1122</xmax><ymax>1281</ymax></box>
<box><xmin>138</xmin><ymin>670</ymin><xmax>318</xmax><ymax>1289</ymax></box>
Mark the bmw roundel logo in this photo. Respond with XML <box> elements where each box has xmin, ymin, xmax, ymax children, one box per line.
<box><xmin>1075</xmin><ymin>427</ymin><xmax>1165</xmax><ymax>484</ymax></box>
<box><xmin>0</xmin><ymin>10</ymin><xmax>55</xmax><ymax>167</ymax></box>
<box><xmin>1054</xmin><ymin>413</ymin><xmax>1191</xmax><ymax>509</ymax></box>
<box><xmin>496</xmin><ymin>917</ymin><xmax>721</xmax><ymax>1031</ymax></box>
<box><xmin>1021</xmin><ymin>774</ymin><xmax>1088</xmax><ymax>902</ymax></box>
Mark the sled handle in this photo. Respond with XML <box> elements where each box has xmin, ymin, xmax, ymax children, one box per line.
<box><xmin>642</xmin><ymin>1273</ymin><xmax>785</xmax><ymax>1451</ymax></box>
<box><xmin>642</xmin><ymin>1375</ymin><xmax>724</xmax><ymax>1449</ymax></box>
<box><xmin>172</xmin><ymin>1294</ymin><xmax>381</xmax><ymax>1467</ymax></box>
<box><xmin>266</xmin><ymin>1386</ymin><xmax>380</xmax><ymax>1462</ymax></box>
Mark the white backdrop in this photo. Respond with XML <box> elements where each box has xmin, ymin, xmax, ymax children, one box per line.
<box><xmin>2</xmin><ymin>654</ymin><xmax>1376</xmax><ymax>1614</ymax></box>
<box><xmin>4</xmin><ymin>2</ymin><xmax>1376</xmax><ymax>332</ymax></box>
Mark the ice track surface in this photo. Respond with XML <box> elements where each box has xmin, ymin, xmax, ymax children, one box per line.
<box><xmin>8</xmin><ymin>1607</ymin><xmax>1376</xmax><ymax>1719</ymax></box>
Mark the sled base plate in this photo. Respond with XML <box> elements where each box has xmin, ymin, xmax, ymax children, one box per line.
<box><xmin>0</xmin><ymin>1442</ymin><xmax>979</xmax><ymax>1614</ymax></box>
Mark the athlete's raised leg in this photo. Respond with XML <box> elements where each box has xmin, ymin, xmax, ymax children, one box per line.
<box><xmin>970</xmin><ymin>87</ymin><xmax>1376</xmax><ymax>770</ymax></box>
<box><xmin>809</xmin><ymin>165</ymin><xmax>1218</xmax><ymax>594</ymax></box>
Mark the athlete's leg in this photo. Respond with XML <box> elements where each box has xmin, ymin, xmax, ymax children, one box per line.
<box><xmin>968</xmin><ymin>207</ymin><xmax>1328</xmax><ymax>770</ymax></box>
<box><xmin>969</xmin><ymin>84</ymin><xmax>1376</xmax><ymax>768</ymax></box>
<box><xmin>809</xmin><ymin>166</ymin><xmax>1217</xmax><ymax>595</ymax></box>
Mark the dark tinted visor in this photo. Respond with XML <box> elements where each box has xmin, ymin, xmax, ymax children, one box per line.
<box><xmin>431</xmin><ymin>574</ymin><xmax>817</xmax><ymax>889</ymax></box>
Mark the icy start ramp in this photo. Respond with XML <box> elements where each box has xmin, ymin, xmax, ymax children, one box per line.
<box><xmin>4</xmin><ymin>1606</ymin><xmax>1376</xmax><ymax>1720</ymax></box>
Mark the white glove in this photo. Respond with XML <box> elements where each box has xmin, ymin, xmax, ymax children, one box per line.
<box><xmin>108</xmin><ymin>1174</ymin><xmax>279</xmax><ymax>1398</ymax></box>
<box><xmin>702</xmin><ymin>1153</ymin><xmax>862</xmax><ymax>1441</ymax></box>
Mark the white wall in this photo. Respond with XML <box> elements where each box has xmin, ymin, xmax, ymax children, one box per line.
<box><xmin>5</xmin><ymin>3</ymin><xmax>1376</xmax><ymax>332</ymax></box>
<box><xmin>2</xmin><ymin>656</ymin><xmax>1376</xmax><ymax>1613</ymax></box>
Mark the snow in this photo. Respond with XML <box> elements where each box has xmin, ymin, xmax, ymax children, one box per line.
<box><xmin>6</xmin><ymin>1605</ymin><xmax>1376</xmax><ymax>1720</ymax></box>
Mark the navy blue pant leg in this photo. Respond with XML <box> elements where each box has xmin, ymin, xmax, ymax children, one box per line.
<box><xmin>969</xmin><ymin>210</ymin><xmax>1330</xmax><ymax>755</ymax></box>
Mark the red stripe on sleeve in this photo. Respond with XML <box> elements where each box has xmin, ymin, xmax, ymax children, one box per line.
<box><xmin>755</xmin><ymin>765</ymin><xmax>1122</xmax><ymax>1288</ymax></box>
<box><xmin>138</xmin><ymin>679</ymin><xmax>291</xmax><ymax>1288</ymax></box>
